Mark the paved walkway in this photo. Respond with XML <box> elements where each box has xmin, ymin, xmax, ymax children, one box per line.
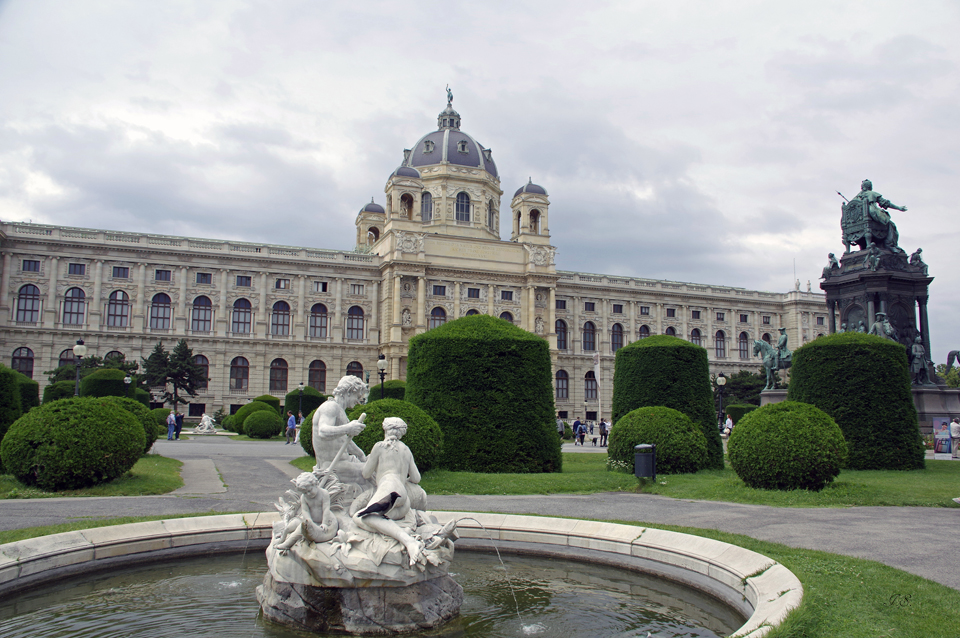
<box><xmin>1</xmin><ymin>437</ymin><xmax>957</xmax><ymax>591</ymax></box>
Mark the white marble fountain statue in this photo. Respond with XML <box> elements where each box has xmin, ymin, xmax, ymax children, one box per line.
<box><xmin>256</xmin><ymin>375</ymin><xmax>461</xmax><ymax>634</ymax></box>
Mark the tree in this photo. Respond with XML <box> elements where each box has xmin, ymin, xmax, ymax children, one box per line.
<box><xmin>716</xmin><ymin>370</ymin><xmax>767</xmax><ymax>407</ymax></box>
<box><xmin>44</xmin><ymin>354</ymin><xmax>139</xmax><ymax>385</ymax></box>
<box><xmin>934</xmin><ymin>364</ymin><xmax>959</xmax><ymax>388</ymax></box>
<box><xmin>141</xmin><ymin>340</ymin><xmax>208</xmax><ymax>409</ymax></box>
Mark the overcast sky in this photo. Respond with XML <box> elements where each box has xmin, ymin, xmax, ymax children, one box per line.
<box><xmin>1</xmin><ymin>1</ymin><xmax>958</xmax><ymax>361</ymax></box>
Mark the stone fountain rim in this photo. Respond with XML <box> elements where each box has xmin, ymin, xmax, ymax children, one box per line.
<box><xmin>0</xmin><ymin>511</ymin><xmax>801</xmax><ymax>638</ymax></box>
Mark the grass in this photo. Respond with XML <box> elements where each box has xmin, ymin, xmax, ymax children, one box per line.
<box><xmin>0</xmin><ymin>512</ymin><xmax>240</xmax><ymax>545</ymax></box>
<box><xmin>0</xmin><ymin>455</ymin><xmax>183</xmax><ymax>499</ymax></box>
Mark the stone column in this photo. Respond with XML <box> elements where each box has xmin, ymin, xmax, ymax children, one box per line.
<box><xmin>629</xmin><ymin>301</ymin><xmax>636</xmax><ymax>345</ymax></box>
<box><xmin>453</xmin><ymin>282</ymin><xmax>461</xmax><ymax>319</ymax></box>
<box><xmin>133</xmin><ymin>262</ymin><xmax>146</xmax><ymax>331</ymax></box>
<box><xmin>918</xmin><ymin>296</ymin><xmax>932</xmax><ymax>361</ymax></box>
<box><xmin>44</xmin><ymin>256</ymin><xmax>59</xmax><ymax>328</ymax></box>
<box><xmin>91</xmin><ymin>260</ymin><xmax>103</xmax><ymax>328</ymax></box>
<box><xmin>599</xmin><ymin>297</ymin><xmax>609</xmax><ymax>353</ymax></box>
<box><xmin>867</xmin><ymin>297</ymin><xmax>875</xmax><ymax>327</ymax></box>
<box><xmin>333</xmin><ymin>278</ymin><xmax>343</xmax><ymax>342</ymax></box>
<box><xmin>487</xmin><ymin>284</ymin><xmax>495</xmax><ymax>315</ymax></box>
<box><xmin>258</xmin><ymin>272</ymin><xmax>269</xmax><ymax>338</ymax></box>
<box><xmin>525</xmin><ymin>285</ymin><xmax>535</xmax><ymax>332</ymax></box>
<box><xmin>178</xmin><ymin>266</ymin><xmax>189</xmax><ymax>332</ymax></box>
<box><xmin>548</xmin><ymin>287</ymin><xmax>556</xmax><ymax>350</ymax></box>
<box><xmin>681</xmin><ymin>305</ymin><xmax>688</xmax><ymax>341</ymax></box>
<box><xmin>370</xmin><ymin>280</ymin><xmax>379</xmax><ymax>343</ymax></box>
<box><xmin>416</xmin><ymin>277</ymin><xmax>426</xmax><ymax>331</ymax></box>
<box><xmin>0</xmin><ymin>253</ymin><xmax>10</xmax><ymax>325</ymax></box>
<box><xmin>572</xmin><ymin>296</ymin><xmax>580</xmax><ymax>355</ymax></box>
<box><xmin>828</xmin><ymin>299</ymin><xmax>837</xmax><ymax>334</ymax></box>
<box><xmin>297</xmin><ymin>275</ymin><xmax>306</xmax><ymax>338</ymax></box>
<box><xmin>218</xmin><ymin>269</ymin><xmax>228</xmax><ymax>336</ymax></box>
<box><xmin>656</xmin><ymin>302</ymin><xmax>663</xmax><ymax>335</ymax></box>
<box><xmin>391</xmin><ymin>274</ymin><xmax>402</xmax><ymax>342</ymax></box>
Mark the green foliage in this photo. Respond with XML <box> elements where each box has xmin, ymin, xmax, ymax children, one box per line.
<box><xmin>254</xmin><ymin>394</ymin><xmax>281</xmax><ymax>414</ymax></box>
<box><xmin>1</xmin><ymin>397</ymin><xmax>144</xmax><ymax>491</ymax></box>
<box><xmin>728</xmin><ymin>401</ymin><xmax>848</xmax><ymax>491</ymax></box>
<box><xmin>787</xmin><ymin>332</ymin><xmax>924</xmax><ymax>470</ymax></box>
<box><xmin>234</xmin><ymin>401</ymin><xmax>275</xmax><ymax>431</ymax></box>
<box><xmin>724</xmin><ymin>404</ymin><xmax>757</xmax><ymax>424</ymax></box>
<box><xmin>563</xmin><ymin>423</ymin><xmax>573</xmax><ymax>440</ymax></box>
<box><xmin>141</xmin><ymin>340</ymin><xmax>207</xmax><ymax>409</ymax></box>
<box><xmin>42</xmin><ymin>380</ymin><xmax>77</xmax><ymax>404</ymax></box>
<box><xmin>718</xmin><ymin>370</ymin><xmax>766</xmax><ymax>406</ymax></box>
<box><xmin>0</xmin><ymin>365</ymin><xmax>23</xmax><ymax>474</ymax></box>
<box><xmin>611</xmin><ymin>335</ymin><xmax>723</xmax><ymax>470</ymax></box>
<box><xmin>404</xmin><ymin>314</ymin><xmax>561</xmax><ymax>473</ymax></box>
<box><xmin>347</xmin><ymin>399</ymin><xmax>444</xmax><ymax>472</ymax></box>
<box><xmin>244</xmin><ymin>410</ymin><xmax>282</xmax><ymax>439</ymax></box>
<box><xmin>934</xmin><ymin>363</ymin><xmax>960</xmax><ymax>388</ymax></box>
<box><xmin>44</xmin><ymin>354</ymin><xmax>138</xmax><ymax>385</ymax></box>
<box><xmin>283</xmin><ymin>386</ymin><xmax>327</xmax><ymax>417</ymax></box>
<box><xmin>221</xmin><ymin>414</ymin><xmax>237</xmax><ymax>433</ymax></box>
<box><xmin>212</xmin><ymin>407</ymin><xmax>227</xmax><ymax>426</ymax></box>
<box><xmin>80</xmin><ymin>368</ymin><xmax>128</xmax><ymax>398</ymax></box>
<box><xmin>13</xmin><ymin>371</ymin><xmax>39</xmax><ymax>412</ymax></box>
<box><xmin>132</xmin><ymin>387</ymin><xmax>151</xmax><ymax>408</ymax></box>
<box><xmin>99</xmin><ymin>396</ymin><xmax>159</xmax><ymax>455</ymax></box>
<box><xmin>607</xmin><ymin>406</ymin><xmax>707</xmax><ymax>475</ymax></box>
<box><xmin>368</xmin><ymin>379</ymin><xmax>406</xmax><ymax>401</ymax></box>
<box><xmin>150</xmin><ymin>407</ymin><xmax>172</xmax><ymax>432</ymax></box>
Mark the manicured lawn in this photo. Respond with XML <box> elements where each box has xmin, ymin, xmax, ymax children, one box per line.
<box><xmin>0</xmin><ymin>512</ymin><xmax>238</xmax><ymax>545</ymax></box>
<box><xmin>0</xmin><ymin>455</ymin><xmax>183</xmax><ymax>499</ymax></box>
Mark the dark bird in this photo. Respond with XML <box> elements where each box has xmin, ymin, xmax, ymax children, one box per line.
<box><xmin>356</xmin><ymin>492</ymin><xmax>401</xmax><ymax>518</ymax></box>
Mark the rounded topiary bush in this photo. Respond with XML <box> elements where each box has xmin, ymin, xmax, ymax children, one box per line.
<box><xmin>347</xmin><ymin>398</ymin><xmax>444</xmax><ymax>472</ymax></box>
<box><xmin>299</xmin><ymin>407</ymin><xmax>319</xmax><ymax>457</ymax></box>
<box><xmin>0</xmin><ymin>396</ymin><xmax>145</xmax><ymax>491</ymax></box>
<box><xmin>151</xmin><ymin>407</ymin><xmax>172</xmax><ymax>433</ymax></box>
<box><xmin>80</xmin><ymin>368</ymin><xmax>128</xmax><ymax>398</ymax></box>
<box><xmin>43</xmin><ymin>380</ymin><xmax>77</xmax><ymax>404</ymax></box>
<box><xmin>611</xmin><ymin>335</ymin><xmax>723</xmax><ymax>470</ymax></box>
<box><xmin>368</xmin><ymin>379</ymin><xmax>406</xmax><ymax>402</ymax></box>
<box><xmin>405</xmin><ymin>314</ymin><xmax>561</xmax><ymax>473</ymax></box>
<box><xmin>725</xmin><ymin>404</ymin><xmax>757</xmax><ymax>425</ymax></box>
<box><xmin>284</xmin><ymin>386</ymin><xmax>326</xmax><ymax>419</ymax></box>
<box><xmin>608</xmin><ymin>406</ymin><xmax>708</xmax><ymax>475</ymax></box>
<box><xmin>244</xmin><ymin>410</ymin><xmax>282</xmax><ymax>439</ymax></box>
<box><xmin>254</xmin><ymin>394</ymin><xmax>281</xmax><ymax>415</ymax></box>
<box><xmin>787</xmin><ymin>332</ymin><xmax>924</xmax><ymax>470</ymax></box>
<box><xmin>100</xmin><ymin>396</ymin><xmax>158</xmax><ymax>454</ymax></box>
<box><xmin>728</xmin><ymin>401</ymin><xmax>847</xmax><ymax>491</ymax></box>
<box><xmin>235</xmin><ymin>401</ymin><xmax>275</xmax><ymax>429</ymax></box>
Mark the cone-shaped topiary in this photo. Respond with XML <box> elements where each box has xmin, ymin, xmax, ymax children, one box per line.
<box><xmin>80</xmin><ymin>368</ymin><xmax>128</xmax><ymax>398</ymax></box>
<box><xmin>0</xmin><ymin>365</ymin><xmax>23</xmax><ymax>474</ymax></box>
<box><xmin>405</xmin><ymin>314</ymin><xmax>561</xmax><ymax>473</ymax></box>
<box><xmin>284</xmin><ymin>386</ymin><xmax>326</xmax><ymax>419</ymax></box>
<box><xmin>100</xmin><ymin>396</ymin><xmax>159</xmax><ymax>454</ymax></box>
<box><xmin>607</xmin><ymin>406</ymin><xmax>708</xmax><ymax>475</ymax></box>
<box><xmin>611</xmin><ymin>335</ymin><xmax>723</xmax><ymax>469</ymax></box>
<box><xmin>254</xmin><ymin>394</ymin><xmax>281</xmax><ymax>415</ymax></box>
<box><xmin>347</xmin><ymin>398</ymin><xmax>444</xmax><ymax>472</ymax></box>
<box><xmin>245</xmin><ymin>410</ymin><xmax>282</xmax><ymax>438</ymax></box>
<box><xmin>13</xmin><ymin>371</ymin><xmax>39</xmax><ymax>412</ymax></box>
<box><xmin>1</xmin><ymin>396</ymin><xmax>144</xmax><ymax>490</ymax></box>
<box><xmin>727</xmin><ymin>401</ymin><xmax>847</xmax><ymax>491</ymax></box>
<box><xmin>787</xmin><ymin>332</ymin><xmax>924</xmax><ymax>470</ymax></box>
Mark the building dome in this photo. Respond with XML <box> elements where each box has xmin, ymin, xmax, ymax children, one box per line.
<box><xmin>404</xmin><ymin>103</ymin><xmax>498</xmax><ymax>178</ymax></box>
<box><xmin>514</xmin><ymin>178</ymin><xmax>548</xmax><ymax>198</ymax></box>
<box><xmin>360</xmin><ymin>198</ymin><xmax>385</xmax><ymax>214</ymax></box>
<box><xmin>391</xmin><ymin>166</ymin><xmax>421</xmax><ymax>179</ymax></box>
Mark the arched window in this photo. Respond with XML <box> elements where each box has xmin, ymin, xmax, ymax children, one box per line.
<box><xmin>530</xmin><ymin>209</ymin><xmax>540</xmax><ymax>234</ymax></box>
<box><xmin>346</xmin><ymin>361</ymin><xmax>363</xmax><ymax>379</ymax></box>
<box><xmin>230</xmin><ymin>356</ymin><xmax>249</xmax><ymax>390</ymax></box>
<box><xmin>584</xmin><ymin>371</ymin><xmax>598</xmax><ymax>400</ymax></box>
<box><xmin>715</xmin><ymin>331</ymin><xmax>726</xmax><ymax>358</ymax></box>
<box><xmin>16</xmin><ymin>284</ymin><xmax>40</xmax><ymax>323</ymax></box>
<box><xmin>555</xmin><ymin>370</ymin><xmax>569</xmax><ymax>399</ymax></box>
<box><xmin>63</xmin><ymin>287</ymin><xmax>85</xmax><ymax>325</ymax></box>
<box><xmin>582</xmin><ymin>321</ymin><xmax>596</xmax><ymax>351</ymax></box>
<box><xmin>271</xmin><ymin>301</ymin><xmax>290</xmax><ymax>336</ymax></box>
<box><xmin>429</xmin><ymin>307</ymin><xmax>446</xmax><ymax>329</ymax></box>
<box><xmin>515</xmin><ymin>211</ymin><xmax>521</xmax><ymax>236</ymax></box>
<box><xmin>455</xmin><ymin>192</ymin><xmax>470</xmax><ymax>222</ymax></box>
<box><xmin>665</xmin><ymin>326</ymin><xmax>676</xmax><ymax>336</ymax></box>
<box><xmin>59</xmin><ymin>349</ymin><xmax>75</xmax><ymax>368</ymax></box>
<box><xmin>611</xmin><ymin>323</ymin><xmax>623</xmax><ymax>352</ymax></box>
<box><xmin>487</xmin><ymin>200</ymin><xmax>496</xmax><ymax>230</ymax></box>
<box><xmin>367</xmin><ymin>227</ymin><xmax>379</xmax><ymax>243</ymax></box>
<box><xmin>310</xmin><ymin>303</ymin><xmax>328</xmax><ymax>338</ymax></box>
<box><xmin>639</xmin><ymin>325</ymin><xmax>650</xmax><ymax>339</ymax></box>
<box><xmin>690</xmin><ymin>328</ymin><xmax>702</xmax><ymax>346</ymax></box>
<box><xmin>308</xmin><ymin>360</ymin><xmax>326</xmax><ymax>393</ymax></box>
<box><xmin>150</xmin><ymin>293</ymin><xmax>171</xmax><ymax>330</ymax></box>
<box><xmin>762</xmin><ymin>333</ymin><xmax>772</xmax><ymax>344</ymax></box>
<box><xmin>400</xmin><ymin>193</ymin><xmax>414</xmax><ymax>220</ymax></box>
<box><xmin>270</xmin><ymin>358</ymin><xmax>288</xmax><ymax>392</ymax></box>
<box><xmin>347</xmin><ymin>306</ymin><xmax>364</xmax><ymax>340</ymax></box>
<box><xmin>192</xmin><ymin>296</ymin><xmax>212</xmax><ymax>332</ymax></box>
<box><xmin>107</xmin><ymin>291</ymin><xmax>129</xmax><ymax>327</ymax></box>
<box><xmin>421</xmin><ymin>192</ymin><xmax>433</xmax><ymax>221</ymax></box>
<box><xmin>194</xmin><ymin>355</ymin><xmax>209</xmax><ymax>390</ymax></box>
<box><xmin>232</xmin><ymin>299</ymin><xmax>252</xmax><ymax>334</ymax></box>
<box><xmin>499</xmin><ymin>311</ymin><xmax>513</xmax><ymax>323</ymax></box>
<box><xmin>466</xmin><ymin>309</ymin><xmax>480</xmax><ymax>316</ymax></box>
<box><xmin>556</xmin><ymin>319</ymin><xmax>568</xmax><ymax>350</ymax></box>
<box><xmin>105</xmin><ymin>351</ymin><xmax>125</xmax><ymax>362</ymax></box>
<box><xmin>11</xmin><ymin>347</ymin><xmax>33</xmax><ymax>378</ymax></box>
<box><xmin>739</xmin><ymin>332</ymin><xmax>750</xmax><ymax>359</ymax></box>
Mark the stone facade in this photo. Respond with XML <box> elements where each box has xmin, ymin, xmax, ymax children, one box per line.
<box><xmin>0</xmin><ymin>102</ymin><xmax>829</xmax><ymax>419</ymax></box>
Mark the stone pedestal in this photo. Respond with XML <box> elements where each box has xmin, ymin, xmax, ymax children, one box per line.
<box><xmin>257</xmin><ymin>572</ymin><xmax>464</xmax><ymax>635</ymax></box>
<box><xmin>759</xmin><ymin>389</ymin><xmax>788</xmax><ymax>406</ymax></box>
<box><xmin>912</xmin><ymin>385</ymin><xmax>960</xmax><ymax>434</ymax></box>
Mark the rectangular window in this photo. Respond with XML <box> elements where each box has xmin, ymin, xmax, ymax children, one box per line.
<box><xmin>155</xmin><ymin>269</ymin><xmax>171</xmax><ymax>281</ymax></box>
<box><xmin>763</xmin><ymin>316</ymin><xmax>771</xmax><ymax>325</ymax></box>
<box><xmin>691</xmin><ymin>310</ymin><xmax>701</xmax><ymax>320</ymax></box>
<box><xmin>236</xmin><ymin>275</ymin><xmax>251</xmax><ymax>287</ymax></box>
<box><xmin>501</xmin><ymin>290</ymin><xmax>513</xmax><ymax>301</ymax></box>
<box><xmin>112</xmin><ymin>266</ymin><xmax>129</xmax><ymax>278</ymax></box>
<box><xmin>817</xmin><ymin>316</ymin><xmax>825</xmax><ymax>326</ymax></box>
<box><xmin>433</xmin><ymin>285</ymin><xmax>446</xmax><ymax>296</ymax></box>
<box><xmin>314</xmin><ymin>281</ymin><xmax>328</xmax><ymax>293</ymax></box>
<box><xmin>351</xmin><ymin>284</ymin><xmax>364</xmax><ymax>295</ymax></box>
<box><xmin>612</xmin><ymin>304</ymin><xmax>623</xmax><ymax>314</ymax></box>
<box><xmin>196</xmin><ymin>272</ymin><xmax>212</xmax><ymax>284</ymax></box>
<box><xmin>188</xmin><ymin>403</ymin><xmax>205</xmax><ymax>417</ymax></box>
<box><xmin>555</xmin><ymin>299</ymin><xmax>566</xmax><ymax>310</ymax></box>
<box><xmin>586</xmin><ymin>411</ymin><xmax>597</xmax><ymax>421</ymax></box>
<box><xmin>230</xmin><ymin>404</ymin><xmax>242</xmax><ymax>415</ymax></box>
<box><xmin>275</xmin><ymin>278</ymin><xmax>290</xmax><ymax>289</ymax></box>
<box><xmin>467</xmin><ymin>287</ymin><xmax>480</xmax><ymax>299</ymax></box>
<box><xmin>22</xmin><ymin>260</ymin><xmax>40</xmax><ymax>272</ymax></box>
<box><xmin>666</xmin><ymin>308</ymin><xmax>676</xmax><ymax>318</ymax></box>
<box><xmin>640</xmin><ymin>306</ymin><xmax>650</xmax><ymax>316</ymax></box>
<box><xmin>584</xmin><ymin>302</ymin><xmax>595</xmax><ymax>312</ymax></box>
<box><xmin>558</xmin><ymin>411</ymin><xmax>568</xmax><ymax>419</ymax></box>
<box><xmin>716</xmin><ymin>312</ymin><xmax>725</xmax><ymax>321</ymax></box>
<box><xmin>740</xmin><ymin>314</ymin><xmax>749</xmax><ymax>323</ymax></box>
<box><xmin>68</xmin><ymin>263</ymin><xmax>86</xmax><ymax>276</ymax></box>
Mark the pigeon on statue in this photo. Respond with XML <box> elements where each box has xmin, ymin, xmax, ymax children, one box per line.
<box><xmin>356</xmin><ymin>491</ymin><xmax>401</xmax><ymax>518</ymax></box>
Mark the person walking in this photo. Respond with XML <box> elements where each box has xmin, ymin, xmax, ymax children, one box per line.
<box><xmin>556</xmin><ymin>415</ymin><xmax>565</xmax><ymax>438</ymax></box>
<box><xmin>950</xmin><ymin>417</ymin><xmax>960</xmax><ymax>460</ymax></box>
<box><xmin>599</xmin><ymin>419</ymin><xmax>608</xmax><ymax>447</ymax></box>
<box><xmin>572</xmin><ymin>418</ymin><xmax>582</xmax><ymax>446</ymax></box>
<box><xmin>285</xmin><ymin>411</ymin><xmax>297</xmax><ymax>444</ymax></box>
<box><xmin>577</xmin><ymin>421</ymin><xmax>587</xmax><ymax>446</ymax></box>
<box><xmin>166</xmin><ymin>410</ymin><xmax>176</xmax><ymax>441</ymax></box>
<box><xmin>174</xmin><ymin>411</ymin><xmax>184</xmax><ymax>440</ymax></box>
<box><xmin>295</xmin><ymin>411</ymin><xmax>304</xmax><ymax>444</ymax></box>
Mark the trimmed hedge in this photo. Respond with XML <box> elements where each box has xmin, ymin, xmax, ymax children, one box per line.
<box><xmin>100</xmin><ymin>396</ymin><xmax>159</xmax><ymax>454</ymax></box>
<box><xmin>347</xmin><ymin>399</ymin><xmax>444</xmax><ymax>472</ymax></box>
<box><xmin>608</xmin><ymin>406</ymin><xmax>708</xmax><ymax>475</ymax></box>
<box><xmin>132</xmin><ymin>387</ymin><xmax>151</xmax><ymax>408</ymax></box>
<box><xmin>80</xmin><ymin>368</ymin><xmax>128</xmax><ymax>398</ymax></box>
<box><xmin>284</xmin><ymin>386</ymin><xmax>326</xmax><ymax>419</ymax></box>
<box><xmin>368</xmin><ymin>379</ymin><xmax>406</xmax><ymax>402</ymax></box>
<box><xmin>727</xmin><ymin>401</ymin><xmax>847</xmax><ymax>491</ymax></box>
<box><xmin>611</xmin><ymin>335</ymin><xmax>723</xmax><ymax>470</ymax></box>
<box><xmin>234</xmin><ymin>401</ymin><xmax>275</xmax><ymax>432</ymax></box>
<box><xmin>725</xmin><ymin>404</ymin><xmax>757</xmax><ymax>425</ymax></box>
<box><xmin>43</xmin><ymin>380</ymin><xmax>78</xmax><ymax>404</ymax></box>
<box><xmin>405</xmin><ymin>314</ymin><xmax>561</xmax><ymax>473</ymax></box>
<box><xmin>0</xmin><ymin>365</ymin><xmax>23</xmax><ymax>474</ymax></box>
<box><xmin>0</xmin><ymin>397</ymin><xmax>144</xmax><ymax>491</ymax></box>
<box><xmin>254</xmin><ymin>394</ymin><xmax>281</xmax><ymax>415</ymax></box>
<box><xmin>14</xmin><ymin>371</ymin><xmax>39</xmax><ymax>412</ymax></box>
<box><xmin>244</xmin><ymin>410</ymin><xmax>282</xmax><ymax>439</ymax></box>
<box><xmin>787</xmin><ymin>332</ymin><xmax>924</xmax><ymax>470</ymax></box>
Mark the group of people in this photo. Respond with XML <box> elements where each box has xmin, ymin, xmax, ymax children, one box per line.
<box><xmin>285</xmin><ymin>411</ymin><xmax>305</xmax><ymax>444</ymax></box>
<box><xmin>557</xmin><ymin>416</ymin><xmax>608</xmax><ymax>446</ymax></box>
<box><xmin>165</xmin><ymin>411</ymin><xmax>183</xmax><ymax>440</ymax></box>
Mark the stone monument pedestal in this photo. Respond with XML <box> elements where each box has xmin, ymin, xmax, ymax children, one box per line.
<box><xmin>759</xmin><ymin>389</ymin><xmax>788</xmax><ymax>406</ymax></box>
<box><xmin>912</xmin><ymin>385</ymin><xmax>960</xmax><ymax>434</ymax></box>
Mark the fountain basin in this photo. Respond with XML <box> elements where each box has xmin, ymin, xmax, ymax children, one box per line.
<box><xmin>0</xmin><ymin>511</ymin><xmax>801</xmax><ymax>637</ymax></box>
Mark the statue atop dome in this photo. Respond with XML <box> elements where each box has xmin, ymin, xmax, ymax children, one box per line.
<box><xmin>446</xmin><ymin>84</ymin><xmax>453</xmax><ymax>106</ymax></box>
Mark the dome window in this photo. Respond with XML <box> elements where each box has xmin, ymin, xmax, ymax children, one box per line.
<box><xmin>457</xmin><ymin>140</ymin><xmax>469</xmax><ymax>154</ymax></box>
<box><xmin>423</xmin><ymin>140</ymin><xmax>435</xmax><ymax>153</ymax></box>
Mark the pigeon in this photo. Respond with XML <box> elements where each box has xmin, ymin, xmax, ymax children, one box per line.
<box><xmin>356</xmin><ymin>491</ymin><xmax>401</xmax><ymax>518</ymax></box>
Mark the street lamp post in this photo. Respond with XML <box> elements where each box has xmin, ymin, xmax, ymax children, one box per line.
<box><xmin>716</xmin><ymin>372</ymin><xmax>727</xmax><ymax>427</ymax></box>
<box><xmin>72</xmin><ymin>338</ymin><xmax>87</xmax><ymax>397</ymax></box>
<box><xmin>298</xmin><ymin>382</ymin><xmax>304</xmax><ymax>416</ymax></box>
<box><xmin>377</xmin><ymin>354</ymin><xmax>388</xmax><ymax>400</ymax></box>
<box><xmin>124</xmin><ymin>375</ymin><xmax>132</xmax><ymax>398</ymax></box>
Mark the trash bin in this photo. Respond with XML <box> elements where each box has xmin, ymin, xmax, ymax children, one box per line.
<box><xmin>634</xmin><ymin>444</ymin><xmax>656</xmax><ymax>481</ymax></box>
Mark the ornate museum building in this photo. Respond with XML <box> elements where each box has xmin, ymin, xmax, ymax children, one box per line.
<box><xmin>0</xmin><ymin>100</ymin><xmax>829</xmax><ymax>419</ymax></box>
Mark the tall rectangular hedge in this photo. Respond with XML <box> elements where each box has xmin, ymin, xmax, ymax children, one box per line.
<box><xmin>404</xmin><ymin>315</ymin><xmax>562</xmax><ymax>473</ymax></box>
